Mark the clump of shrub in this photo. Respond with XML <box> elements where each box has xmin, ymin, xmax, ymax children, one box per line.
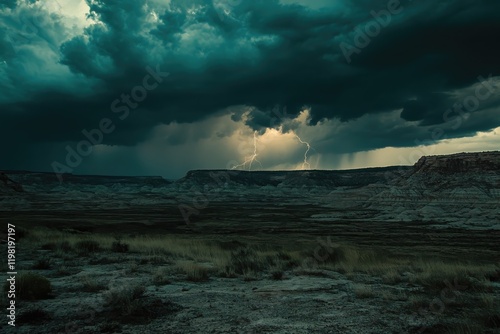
<box><xmin>382</xmin><ymin>269</ymin><xmax>402</xmax><ymax>284</ymax></box>
<box><xmin>103</xmin><ymin>284</ymin><xmax>146</xmax><ymax>315</ymax></box>
<box><xmin>4</xmin><ymin>272</ymin><xmax>52</xmax><ymax>300</ymax></box>
<box><xmin>241</xmin><ymin>270</ymin><xmax>258</xmax><ymax>281</ymax></box>
<box><xmin>58</xmin><ymin>241</ymin><xmax>73</xmax><ymax>252</ymax></box>
<box><xmin>277</xmin><ymin>251</ymin><xmax>299</xmax><ymax>269</ymax></box>
<box><xmin>408</xmin><ymin>294</ymin><xmax>430</xmax><ymax>310</ymax></box>
<box><xmin>264</xmin><ymin>251</ymin><xmax>298</xmax><ymax>272</ymax></box>
<box><xmin>226</xmin><ymin>247</ymin><xmax>263</xmax><ymax>275</ymax></box>
<box><xmin>75</xmin><ymin>240</ymin><xmax>101</xmax><ymax>254</ymax></box>
<box><xmin>111</xmin><ymin>240</ymin><xmax>129</xmax><ymax>253</ymax></box>
<box><xmin>126</xmin><ymin>262</ymin><xmax>139</xmax><ymax>274</ymax></box>
<box><xmin>41</xmin><ymin>241</ymin><xmax>73</xmax><ymax>253</ymax></box>
<box><xmin>217</xmin><ymin>240</ymin><xmax>246</xmax><ymax>250</ymax></box>
<box><xmin>81</xmin><ymin>276</ymin><xmax>106</xmax><ymax>292</ymax></box>
<box><xmin>353</xmin><ymin>284</ymin><xmax>374</xmax><ymax>299</ymax></box>
<box><xmin>178</xmin><ymin>263</ymin><xmax>210</xmax><ymax>282</ymax></box>
<box><xmin>32</xmin><ymin>258</ymin><xmax>51</xmax><ymax>270</ymax></box>
<box><xmin>417</xmin><ymin>273</ymin><xmax>476</xmax><ymax>293</ymax></box>
<box><xmin>152</xmin><ymin>269</ymin><xmax>171</xmax><ymax>286</ymax></box>
<box><xmin>140</xmin><ymin>255</ymin><xmax>170</xmax><ymax>265</ymax></box>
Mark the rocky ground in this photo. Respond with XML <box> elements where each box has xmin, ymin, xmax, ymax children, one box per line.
<box><xmin>0</xmin><ymin>228</ymin><xmax>499</xmax><ymax>334</ymax></box>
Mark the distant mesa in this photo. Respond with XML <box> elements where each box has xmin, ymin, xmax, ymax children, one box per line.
<box><xmin>178</xmin><ymin>166</ymin><xmax>412</xmax><ymax>188</ymax></box>
<box><xmin>413</xmin><ymin>151</ymin><xmax>500</xmax><ymax>174</ymax></box>
<box><xmin>178</xmin><ymin>151</ymin><xmax>500</xmax><ymax>188</ymax></box>
<box><xmin>0</xmin><ymin>171</ymin><xmax>171</xmax><ymax>194</ymax></box>
<box><xmin>0</xmin><ymin>151</ymin><xmax>499</xmax><ymax>193</ymax></box>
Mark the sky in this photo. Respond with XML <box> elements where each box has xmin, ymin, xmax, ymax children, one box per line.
<box><xmin>0</xmin><ymin>0</ymin><xmax>499</xmax><ymax>179</ymax></box>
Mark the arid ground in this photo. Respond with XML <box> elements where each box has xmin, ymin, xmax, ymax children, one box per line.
<box><xmin>1</xmin><ymin>201</ymin><xmax>499</xmax><ymax>334</ymax></box>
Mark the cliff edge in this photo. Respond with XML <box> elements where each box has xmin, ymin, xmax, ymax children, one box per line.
<box><xmin>413</xmin><ymin>151</ymin><xmax>500</xmax><ymax>174</ymax></box>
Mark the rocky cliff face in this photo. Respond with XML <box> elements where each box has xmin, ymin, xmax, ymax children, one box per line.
<box><xmin>413</xmin><ymin>151</ymin><xmax>500</xmax><ymax>174</ymax></box>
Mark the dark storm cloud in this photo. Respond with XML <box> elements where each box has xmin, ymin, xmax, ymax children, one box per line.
<box><xmin>0</xmin><ymin>0</ymin><xmax>17</xmax><ymax>10</ymax></box>
<box><xmin>1</xmin><ymin>0</ymin><xmax>500</xmax><ymax>163</ymax></box>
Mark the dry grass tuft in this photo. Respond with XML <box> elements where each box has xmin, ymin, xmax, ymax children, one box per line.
<box><xmin>381</xmin><ymin>289</ymin><xmax>407</xmax><ymax>301</ymax></box>
<box><xmin>103</xmin><ymin>284</ymin><xmax>146</xmax><ymax>315</ymax></box>
<box><xmin>152</xmin><ymin>268</ymin><xmax>171</xmax><ymax>286</ymax></box>
<box><xmin>80</xmin><ymin>276</ymin><xmax>106</xmax><ymax>292</ymax></box>
<box><xmin>353</xmin><ymin>284</ymin><xmax>375</xmax><ymax>299</ymax></box>
<box><xmin>382</xmin><ymin>269</ymin><xmax>402</xmax><ymax>284</ymax></box>
<box><xmin>177</xmin><ymin>262</ymin><xmax>210</xmax><ymax>282</ymax></box>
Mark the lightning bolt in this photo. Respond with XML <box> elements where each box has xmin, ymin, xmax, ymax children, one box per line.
<box><xmin>232</xmin><ymin>131</ymin><xmax>262</xmax><ymax>170</ymax></box>
<box><xmin>294</xmin><ymin>133</ymin><xmax>312</xmax><ymax>169</ymax></box>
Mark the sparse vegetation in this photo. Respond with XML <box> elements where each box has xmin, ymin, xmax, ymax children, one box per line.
<box><xmin>81</xmin><ymin>276</ymin><xmax>106</xmax><ymax>292</ymax></box>
<box><xmin>103</xmin><ymin>284</ymin><xmax>146</xmax><ymax>315</ymax></box>
<box><xmin>381</xmin><ymin>289</ymin><xmax>407</xmax><ymax>301</ymax></box>
<box><xmin>152</xmin><ymin>268</ymin><xmax>171</xmax><ymax>286</ymax></box>
<box><xmin>75</xmin><ymin>240</ymin><xmax>101</xmax><ymax>253</ymax></box>
<box><xmin>177</xmin><ymin>262</ymin><xmax>210</xmax><ymax>282</ymax></box>
<box><xmin>225</xmin><ymin>247</ymin><xmax>264</xmax><ymax>275</ymax></box>
<box><xmin>13</xmin><ymin>227</ymin><xmax>499</xmax><ymax>333</ymax></box>
<box><xmin>57</xmin><ymin>241</ymin><xmax>73</xmax><ymax>252</ymax></box>
<box><xmin>382</xmin><ymin>269</ymin><xmax>402</xmax><ymax>284</ymax></box>
<box><xmin>353</xmin><ymin>284</ymin><xmax>375</xmax><ymax>299</ymax></box>
<box><xmin>479</xmin><ymin>293</ymin><xmax>495</xmax><ymax>308</ymax></box>
<box><xmin>242</xmin><ymin>270</ymin><xmax>258</xmax><ymax>281</ymax></box>
<box><xmin>409</xmin><ymin>294</ymin><xmax>430</xmax><ymax>310</ymax></box>
<box><xmin>126</xmin><ymin>261</ymin><xmax>140</xmax><ymax>274</ymax></box>
<box><xmin>111</xmin><ymin>240</ymin><xmax>130</xmax><ymax>253</ymax></box>
<box><xmin>41</xmin><ymin>240</ymin><xmax>74</xmax><ymax>253</ymax></box>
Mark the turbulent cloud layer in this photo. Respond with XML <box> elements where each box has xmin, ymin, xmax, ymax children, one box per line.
<box><xmin>0</xmin><ymin>0</ymin><xmax>499</xmax><ymax>177</ymax></box>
